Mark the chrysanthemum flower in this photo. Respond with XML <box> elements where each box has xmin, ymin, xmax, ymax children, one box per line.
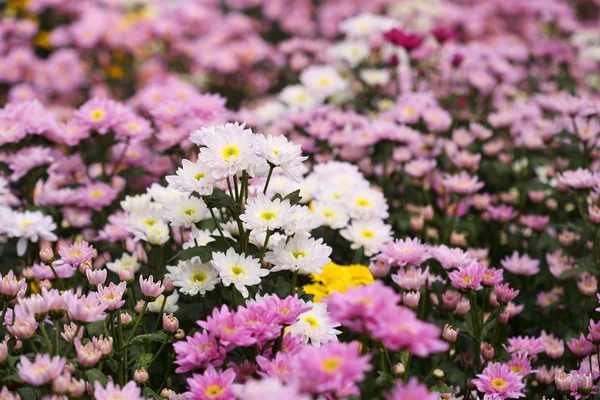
<box><xmin>166</xmin><ymin>257</ymin><xmax>220</xmax><ymax>296</ymax></box>
<box><xmin>211</xmin><ymin>248</ymin><xmax>269</xmax><ymax>298</ymax></box>
<box><xmin>472</xmin><ymin>362</ymin><xmax>525</xmax><ymax>400</ymax></box>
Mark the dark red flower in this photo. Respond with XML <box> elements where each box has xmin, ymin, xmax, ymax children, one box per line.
<box><xmin>430</xmin><ymin>26</ymin><xmax>458</xmax><ymax>43</ymax></box>
<box><xmin>383</xmin><ymin>28</ymin><xmax>424</xmax><ymax>51</ymax></box>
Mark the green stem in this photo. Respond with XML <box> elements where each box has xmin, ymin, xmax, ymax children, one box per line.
<box><xmin>39</xmin><ymin>323</ymin><xmax>52</xmax><ymax>352</ymax></box>
<box><xmin>259</xmin><ymin>231</ymin><xmax>272</xmax><ymax>264</ymax></box>
<box><xmin>125</xmin><ymin>301</ymin><xmax>148</xmax><ymax>345</ymax></box>
<box><xmin>153</xmin><ymin>296</ymin><xmax>168</xmax><ymax>332</ymax></box>
<box><xmin>63</xmin><ymin>325</ymin><xmax>81</xmax><ymax>358</ymax></box>
<box><xmin>53</xmin><ymin>319</ymin><xmax>59</xmax><ymax>356</ymax></box>
<box><xmin>291</xmin><ymin>270</ymin><xmax>298</xmax><ymax>296</ymax></box>
<box><xmin>403</xmin><ymin>353</ymin><xmax>412</xmax><ymax>383</ymax></box>
<box><xmin>208</xmin><ymin>207</ymin><xmax>230</xmax><ymax>246</ymax></box>
<box><xmin>148</xmin><ymin>334</ymin><xmax>171</xmax><ymax>367</ymax></box>
<box><xmin>230</xmin><ymin>286</ymin><xmax>237</xmax><ymax>310</ymax></box>
<box><xmin>263</xmin><ymin>164</ymin><xmax>275</xmax><ymax>194</ymax></box>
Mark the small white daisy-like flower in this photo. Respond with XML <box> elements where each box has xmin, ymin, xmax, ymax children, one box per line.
<box><xmin>106</xmin><ymin>253</ymin><xmax>141</xmax><ymax>275</ymax></box>
<box><xmin>279</xmin><ymin>85</ymin><xmax>320</xmax><ymax>111</ymax></box>
<box><xmin>6</xmin><ymin>210</ymin><xmax>58</xmax><ymax>256</ymax></box>
<box><xmin>148</xmin><ymin>291</ymin><xmax>179</xmax><ymax>313</ymax></box>
<box><xmin>344</xmin><ymin>188</ymin><xmax>389</xmax><ymax>220</ymax></box>
<box><xmin>136</xmin><ymin>220</ymin><xmax>170</xmax><ymax>245</ymax></box>
<box><xmin>197</xmin><ymin>122</ymin><xmax>260</xmax><ymax>179</ymax></box>
<box><xmin>360</xmin><ymin>68</ymin><xmax>391</xmax><ymax>86</ymax></box>
<box><xmin>182</xmin><ymin>226</ymin><xmax>219</xmax><ymax>249</ymax></box>
<box><xmin>265</xmin><ymin>232</ymin><xmax>332</xmax><ymax>274</ymax></box>
<box><xmin>249</xmin><ymin>231</ymin><xmax>286</xmax><ymax>250</ymax></box>
<box><xmin>311</xmin><ymin>201</ymin><xmax>350</xmax><ymax>229</ymax></box>
<box><xmin>340</xmin><ymin>218</ymin><xmax>393</xmax><ymax>256</ymax></box>
<box><xmin>328</xmin><ymin>41</ymin><xmax>370</xmax><ymax>67</ymax></box>
<box><xmin>120</xmin><ymin>193</ymin><xmax>153</xmax><ymax>213</ymax></box>
<box><xmin>147</xmin><ymin>183</ymin><xmax>182</xmax><ymax>208</ymax></box>
<box><xmin>287</xmin><ymin>303</ymin><xmax>341</xmax><ymax>347</ymax></box>
<box><xmin>210</xmin><ymin>248</ymin><xmax>269</xmax><ymax>298</ymax></box>
<box><xmin>240</xmin><ymin>193</ymin><xmax>293</xmax><ymax>233</ymax></box>
<box><xmin>163</xmin><ymin>195</ymin><xmax>209</xmax><ymax>228</ymax></box>
<box><xmin>166</xmin><ymin>159</ymin><xmax>217</xmax><ymax>196</ymax></box>
<box><xmin>300</xmin><ymin>65</ymin><xmax>348</xmax><ymax>98</ymax></box>
<box><xmin>252</xmin><ymin>100</ymin><xmax>286</xmax><ymax>124</ymax></box>
<box><xmin>255</xmin><ymin>135</ymin><xmax>307</xmax><ymax>181</ymax></box>
<box><xmin>283</xmin><ymin>205</ymin><xmax>321</xmax><ymax>235</ymax></box>
<box><xmin>339</xmin><ymin>13</ymin><xmax>396</xmax><ymax>38</ymax></box>
<box><xmin>166</xmin><ymin>257</ymin><xmax>220</xmax><ymax>296</ymax></box>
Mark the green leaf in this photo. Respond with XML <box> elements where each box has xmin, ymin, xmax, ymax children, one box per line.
<box><xmin>130</xmin><ymin>331</ymin><xmax>168</xmax><ymax>344</ymax></box>
<box><xmin>17</xmin><ymin>387</ymin><xmax>40</xmax><ymax>400</ymax></box>
<box><xmin>143</xmin><ymin>387</ymin><xmax>164</xmax><ymax>400</ymax></box>
<box><xmin>135</xmin><ymin>353</ymin><xmax>155</xmax><ymax>370</ymax></box>
<box><xmin>86</xmin><ymin>321</ymin><xmax>105</xmax><ymax>337</ymax></box>
<box><xmin>282</xmin><ymin>189</ymin><xmax>302</xmax><ymax>205</ymax></box>
<box><xmin>1</xmin><ymin>373</ymin><xmax>23</xmax><ymax>383</ymax></box>
<box><xmin>203</xmin><ymin>189</ymin><xmax>239</xmax><ymax>212</ymax></box>
<box><xmin>169</xmin><ymin>246</ymin><xmax>214</xmax><ymax>262</ymax></box>
<box><xmin>85</xmin><ymin>369</ymin><xmax>108</xmax><ymax>386</ymax></box>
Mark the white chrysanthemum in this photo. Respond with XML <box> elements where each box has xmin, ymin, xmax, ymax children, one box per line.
<box><xmin>166</xmin><ymin>159</ymin><xmax>217</xmax><ymax>196</ymax></box>
<box><xmin>210</xmin><ymin>248</ymin><xmax>269</xmax><ymax>298</ymax></box>
<box><xmin>183</xmin><ymin>226</ymin><xmax>219</xmax><ymax>249</ymax></box>
<box><xmin>300</xmin><ymin>66</ymin><xmax>348</xmax><ymax>98</ymax></box>
<box><xmin>360</xmin><ymin>69</ymin><xmax>391</xmax><ymax>86</ymax></box>
<box><xmin>163</xmin><ymin>195</ymin><xmax>209</xmax><ymax>228</ymax></box>
<box><xmin>311</xmin><ymin>201</ymin><xmax>350</xmax><ymax>229</ymax></box>
<box><xmin>222</xmin><ymin>221</ymin><xmax>241</xmax><ymax>237</ymax></box>
<box><xmin>279</xmin><ymin>85</ymin><xmax>320</xmax><ymax>111</ymax></box>
<box><xmin>148</xmin><ymin>291</ymin><xmax>179</xmax><ymax>313</ymax></box>
<box><xmin>314</xmin><ymin>184</ymin><xmax>347</xmax><ymax>204</ymax></box>
<box><xmin>339</xmin><ymin>13</ymin><xmax>396</xmax><ymax>38</ymax></box>
<box><xmin>147</xmin><ymin>183</ymin><xmax>182</xmax><ymax>207</ymax></box>
<box><xmin>253</xmin><ymin>101</ymin><xmax>287</xmax><ymax>124</ymax></box>
<box><xmin>344</xmin><ymin>189</ymin><xmax>389</xmax><ymax>220</ymax></box>
<box><xmin>197</xmin><ymin>122</ymin><xmax>260</xmax><ymax>179</ymax></box>
<box><xmin>263</xmin><ymin>174</ymin><xmax>302</xmax><ymax>198</ymax></box>
<box><xmin>5</xmin><ymin>210</ymin><xmax>58</xmax><ymax>256</ymax></box>
<box><xmin>106</xmin><ymin>253</ymin><xmax>141</xmax><ymax>274</ymax></box>
<box><xmin>120</xmin><ymin>193</ymin><xmax>152</xmax><ymax>213</ymax></box>
<box><xmin>328</xmin><ymin>41</ymin><xmax>370</xmax><ymax>67</ymax></box>
<box><xmin>249</xmin><ymin>231</ymin><xmax>286</xmax><ymax>250</ymax></box>
<box><xmin>340</xmin><ymin>218</ymin><xmax>393</xmax><ymax>256</ymax></box>
<box><xmin>189</xmin><ymin>125</ymin><xmax>218</xmax><ymax>147</ymax></box>
<box><xmin>166</xmin><ymin>257</ymin><xmax>220</xmax><ymax>296</ymax></box>
<box><xmin>283</xmin><ymin>205</ymin><xmax>321</xmax><ymax>235</ymax></box>
<box><xmin>135</xmin><ymin>220</ymin><xmax>170</xmax><ymax>245</ymax></box>
<box><xmin>265</xmin><ymin>233</ymin><xmax>332</xmax><ymax>274</ymax></box>
<box><xmin>255</xmin><ymin>135</ymin><xmax>307</xmax><ymax>181</ymax></box>
<box><xmin>287</xmin><ymin>303</ymin><xmax>341</xmax><ymax>347</ymax></box>
<box><xmin>240</xmin><ymin>193</ymin><xmax>293</xmax><ymax>233</ymax></box>
<box><xmin>298</xmin><ymin>175</ymin><xmax>318</xmax><ymax>203</ymax></box>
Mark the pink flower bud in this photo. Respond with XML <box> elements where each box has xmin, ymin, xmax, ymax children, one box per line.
<box><xmin>39</xmin><ymin>280</ymin><xmax>52</xmax><ymax>291</ymax></box>
<box><xmin>410</xmin><ymin>215</ymin><xmax>424</xmax><ymax>231</ymax></box>
<box><xmin>135</xmin><ymin>300</ymin><xmax>145</xmax><ymax>314</ymax></box>
<box><xmin>86</xmin><ymin>269</ymin><xmax>107</xmax><ymax>286</ymax></box>
<box><xmin>52</xmin><ymin>373</ymin><xmax>71</xmax><ymax>394</ymax></box>
<box><xmin>442</xmin><ymin>290</ymin><xmax>461</xmax><ymax>309</ymax></box>
<box><xmin>162</xmin><ymin>313</ymin><xmax>179</xmax><ymax>333</ymax></box>
<box><xmin>134</xmin><ymin>368</ymin><xmax>149</xmax><ymax>384</ymax></box>
<box><xmin>481</xmin><ymin>342</ymin><xmax>494</xmax><ymax>360</ymax></box>
<box><xmin>68</xmin><ymin>377</ymin><xmax>86</xmax><ymax>398</ymax></box>
<box><xmin>75</xmin><ymin>339</ymin><xmax>102</xmax><ymax>368</ymax></box>
<box><xmin>498</xmin><ymin>310</ymin><xmax>510</xmax><ymax>324</ymax></box>
<box><xmin>450</xmin><ymin>232</ymin><xmax>467</xmax><ymax>247</ymax></box>
<box><xmin>403</xmin><ymin>291</ymin><xmax>420</xmax><ymax>309</ymax></box>
<box><xmin>162</xmin><ymin>276</ymin><xmax>175</xmax><ymax>295</ymax></box>
<box><xmin>39</xmin><ymin>247</ymin><xmax>54</xmax><ymax>262</ymax></box>
<box><xmin>77</xmin><ymin>260</ymin><xmax>93</xmax><ymax>275</ymax></box>
<box><xmin>120</xmin><ymin>312</ymin><xmax>133</xmax><ymax>326</ymax></box>
<box><xmin>442</xmin><ymin>324</ymin><xmax>459</xmax><ymax>343</ymax></box>
<box><xmin>555</xmin><ymin>371</ymin><xmax>573</xmax><ymax>392</ymax></box>
<box><xmin>64</xmin><ymin>362</ymin><xmax>76</xmax><ymax>374</ymax></box>
<box><xmin>139</xmin><ymin>275</ymin><xmax>164</xmax><ymax>301</ymax></box>
<box><xmin>454</xmin><ymin>298</ymin><xmax>470</xmax><ymax>315</ymax></box>
<box><xmin>118</xmin><ymin>268</ymin><xmax>135</xmax><ymax>283</ymax></box>
<box><xmin>392</xmin><ymin>363</ymin><xmax>405</xmax><ymax>376</ymax></box>
<box><xmin>368</xmin><ymin>261</ymin><xmax>390</xmax><ymax>278</ymax></box>
<box><xmin>422</xmin><ymin>205</ymin><xmax>434</xmax><ymax>220</ymax></box>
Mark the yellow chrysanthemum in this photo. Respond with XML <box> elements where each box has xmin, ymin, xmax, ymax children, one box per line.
<box><xmin>303</xmin><ymin>262</ymin><xmax>373</xmax><ymax>302</ymax></box>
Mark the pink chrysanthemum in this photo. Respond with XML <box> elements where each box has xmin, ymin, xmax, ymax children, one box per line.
<box><xmin>375</xmin><ymin>238</ymin><xmax>430</xmax><ymax>268</ymax></box>
<box><xmin>186</xmin><ymin>365</ymin><xmax>236</xmax><ymax>400</ymax></box>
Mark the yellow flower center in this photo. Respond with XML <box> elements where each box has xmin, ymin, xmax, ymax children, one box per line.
<box><xmin>292</xmin><ymin>250</ymin><xmax>306</xmax><ymax>259</ymax></box>
<box><xmin>320</xmin><ymin>357</ymin><xmax>343</xmax><ymax>373</ymax></box>
<box><xmin>90</xmin><ymin>190</ymin><xmax>105</xmax><ymax>198</ymax></box>
<box><xmin>183</xmin><ymin>209</ymin><xmax>195</xmax><ymax>216</ymax></box>
<box><xmin>221</xmin><ymin>145</ymin><xmax>240</xmax><ymax>160</ymax></box>
<box><xmin>194</xmin><ymin>172</ymin><xmax>205</xmax><ymax>180</ymax></box>
<box><xmin>462</xmin><ymin>276</ymin><xmax>473</xmax><ymax>283</ymax></box>
<box><xmin>295</xmin><ymin>93</ymin><xmax>307</xmax><ymax>102</ymax></box>
<box><xmin>317</xmin><ymin>77</ymin><xmax>331</xmax><ymax>87</ymax></box>
<box><xmin>361</xmin><ymin>229</ymin><xmax>374</xmax><ymax>238</ymax></box>
<box><xmin>511</xmin><ymin>366</ymin><xmax>522</xmax><ymax>373</ymax></box>
<box><xmin>191</xmin><ymin>272</ymin><xmax>206</xmax><ymax>283</ymax></box>
<box><xmin>323</xmin><ymin>211</ymin><xmax>335</xmax><ymax>218</ymax></box>
<box><xmin>405</xmin><ymin>107</ymin><xmax>415</xmax><ymax>116</ymax></box>
<box><xmin>304</xmin><ymin>316</ymin><xmax>319</xmax><ymax>328</ymax></box>
<box><xmin>20</xmin><ymin>220</ymin><xmax>33</xmax><ymax>227</ymax></box>
<box><xmin>356</xmin><ymin>198</ymin><xmax>371</xmax><ymax>207</ymax></box>
<box><xmin>90</xmin><ymin>109</ymin><xmax>105</xmax><ymax>122</ymax></box>
<box><xmin>205</xmin><ymin>385</ymin><xmax>224</xmax><ymax>398</ymax></box>
<box><xmin>273</xmin><ymin>149</ymin><xmax>279</xmax><ymax>155</ymax></box>
<box><xmin>231</xmin><ymin>266</ymin><xmax>244</xmax><ymax>276</ymax></box>
<box><xmin>128</xmin><ymin>122</ymin><xmax>139</xmax><ymax>131</ymax></box>
<box><xmin>260</xmin><ymin>211</ymin><xmax>277</xmax><ymax>221</ymax></box>
<box><xmin>491</xmin><ymin>378</ymin><xmax>507</xmax><ymax>389</ymax></box>
<box><xmin>143</xmin><ymin>218</ymin><xmax>157</xmax><ymax>226</ymax></box>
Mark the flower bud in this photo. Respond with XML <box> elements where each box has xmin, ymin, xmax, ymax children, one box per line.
<box><xmin>135</xmin><ymin>300</ymin><xmax>145</xmax><ymax>314</ymax></box>
<box><xmin>86</xmin><ymin>269</ymin><xmax>107</xmax><ymax>286</ymax></box>
<box><xmin>442</xmin><ymin>324</ymin><xmax>459</xmax><ymax>343</ymax></box>
<box><xmin>369</xmin><ymin>261</ymin><xmax>390</xmax><ymax>278</ymax></box>
<box><xmin>52</xmin><ymin>373</ymin><xmax>70</xmax><ymax>394</ymax></box>
<box><xmin>577</xmin><ymin>373</ymin><xmax>593</xmax><ymax>395</ymax></box>
<box><xmin>162</xmin><ymin>276</ymin><xmax>175</xmax><ymax>295</ymax></box>
<box><xmin>39</xmin><ymin>247</ymin><xmax>54</xmax><ymax>262</ymax></box>
<box><xmin>433</xmin><ymin>369</ymin><xmax>444</xmax><ymax>379</ymax></box>
<box><xmin>454</xmin><ymin>298</ymin><xmax>470</xmax><ymax>315</ymax></box>
<box><xmin>403</xmin><ymin>291</ymin><xmax>420</xmax><ymax>309</ymax></box>
<box><xmin>134</xmin><ymin>368</ymin><xmax>149</xmax><ymax>385</ymax></box>
<box><xmin>77</xmin><ymin>260</ymin><xmax>93</xmax><ymax>275</ymax></box>
<box><xmin>555</xmin><ymin>371</ymin><xmax>573</xmax><ymax>392</ymax></box>
<box><xmin>442</xmin><ymin>290</ymin><xmax>461</xmax><ymax>309</ymax></box>
<box><xmin>175</xmin><ymin>329</ymin><xmax>185</xmax><ymax>340</ymax></box>
<box><xmin>64</xmin><ymin>362</ymin><xmax>76</xmax><ymax>374</ymax></box>
<box><xmin>162</xmin><ymin>313</ymin><xmax>179</xmax><ymax>333</ymax></box>
<box><xmin>120</xmin><ymin>312</ymin><xmax>133</xmax><ymax>327</ymax></box>
<box><xmin>410</xmin><ymin>215</ymin><xmax>424</xmax><ymax>231</ymax></box>
<box><xmin>481</xmin><ymin>342</ymin><xmax>494</xmax><ymax>360</ymax></box>
<box><xmin>38</xmin><ymin>279</ymin><xmax>52</xmax><ymax>291</ymax></box>
<box><xmin>392</xmin><ymin>363</ymin><xmax>405</xmax><ymax>376</ymax></box>
<box><xmin>68</xmin><ymin>377</ymin><xmax>86</xmax><ymax>398</ymax></box>
<box><xmin>118</xmin><ymin>268</ymin><xmax>135</xmax><ymax>283</ymax></box>
<box><xmin>498</xmin><ymin>310</ymin><xmax>510</xmax><ymax>324</ymax></box>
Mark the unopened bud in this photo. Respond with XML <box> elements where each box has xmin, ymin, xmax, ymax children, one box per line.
<box><xmin>134</xmin><ymin>300</ymin><xmax>145</xmax><ymax>314</ymax></box>
<box><xmin>403</xmin><ymin>291</ymin><xmax>420</xmax><ymax>309</ymax></box>
<box><xmin>442</xmin><ymin>324</ymin><xmax>459</xmax><ymax>343</ymax></box>
<box><xmin>392</xmin><ymin>363</ymin><xmax>405</xmax><ymax>376</ymax></box>
<box><xmin>433</xmin><ymin>369</ymin><xmax>444</xmax><ymax>379</ymax></box>
<box><xmin>120</xmin><ymin>312</ymin><xmax>133</xmax><ymax>327</ymax></box>
<box><xmin>175</xmin><ymin>329</ymin><xmax>185</xmax><ymax>340</ymax></box>
<box><xmin>134</xmin><ymin>368</ymin><xmax>149</xmax><ymax>385</ymax></box>
<box><xmin>162</xmin><ymin>277</ymin><xmax>175</xmax><ymax>295</ymax></box>
<box><xmin>39</xmin><ymin>280</ymin><xmax>52</xmax><ymax>291</ymax></box>
<box><xmin>39</xmin><ymin>247</ymin><xmax>54</xmax><ymax>262</ymax></box>
<box><xmin>162</xmin><ymin>313</ymin><xmax>179</xmax><ymax>333</ymax></box>
<box><xmin>481</xmin><ymin>342</ymin><xmax>495</xmax><ymax>360</ymax></box>
<box><xmin>118</xmin><ymin>268</ymin><xmax>135</xmax><ymax>283</ymax></box>
<box><xmin>77</xmin><ymin>260</ymin><xmax>93</xmax><ymax>275</ymax></box>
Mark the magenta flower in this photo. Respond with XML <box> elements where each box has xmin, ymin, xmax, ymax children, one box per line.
<box><xmin>0</xmin><ymin>270</ymin><xmax>27</xmax><ymax>300</ymax></box>
<box><xmin>251</xmin><ymin>294</ymin><xmax>311</xmax><ymax>325</ymax></box>
<box><xmin>449</xmin><ymin>261</ymin><xmax>485</xmax><ymax>291</ymax></box>
<box><xmin>386</xmin><ymin>377</ymin><xmax>438</xmax><ymax>400</ymax></box>
<box><xmin>557</xmin><ymin>168</ymin><xmax>598</xmax><ymax>190</ymax></box>
<box><xmin>442</xmin><ymin>171</ymin><xmax>485</xmax><ymax>195</ymax></box>
<box><xmin>18</xmin><ymin>354</ymin><xmax>66</xmax><ymax>386</ymax></box>
<box><xmin>483</xmin><ymin>267</ymin><xmax>504</xmax><ymax>287</ymax></box>
<box><xmin>139</xmin><ymin>275</ymin><xmax>165</xmax><ymax>301</ymax></box>
<box><xmin>57</xmin><ymin>241</ymin><xmax>95</xmax><ymax>268</ymax></box>
<box><xmin>256</xmin><ymin>351</ymin><xmax>296</xmax><ymax>383</ymax></box>
<box><xmin>392</xmin><ymin>266</ymin><xmax>429</xmax><ymax>291</ymax></box>
<box><xmin>430</xmin><ymin>245</ymin><xmax>473</xmax><ymax>270</ymax></box>
<box><xmin>294</xmin><ymin>341</ymin><xmax>372</xmax><ymax>396</ymax></box>
<box><xmin>473</xmin><ymin>362</ymin><xmax>525</xmax><ymax>400</ymax></box>
<box><xmin>77</xmin><ymin>182</ymin><xmax>120</xmax><ymax>211</ymax></box>
<box><xmin>494</xmin><ymin>283</ymin><xmax>519</xmax><ymax>303</ymax></box>
<box><xmin>94</xmin><ymin>381</ymin><xmax>144</xmax><ymax>400</ymax></box>
<box><xmin>488</xmin><ymin>205</ymin><xmax>519</xmax><ymax>222</ymax></box>
<box><xmin>173</xmin><ymin>331</ymin><xmax>226</xmax><ymax>373</ymax></box>
<box><xmin>64</xmin><ymin>291</ymin><xmax>107</xmax><ymax>323</ymax></box>
<box><xmin>504</xmin><ymin>336</ymin><xmax>544</xmax><ymax>356</ymax></box>
<box><xmin>197</xmin><ymin>305</ymin><xmax>255</xmax><ymax>349</ymax></box>
<box><xmin>501</xmin><ymin>252</ymin><xmax>540</xmax><ymax>276</ymax></box>
<box><xmin>375</xmin><ymin>238</ymin><xmax>430</xmax><ymax>268</ymax></box>
<box><xmin>383</xmin><ymin>28</ymin><xmax>424</xmax><ymax>51</ymax></box>
<box><xmin>186</xmin><ymin>365</ymin><xmax>236</xmax><ymax>400</ymax></box>
<box><xmin>507</xmin><ymin>352</ymin><xmax>536</xmax><ymax>376</ymax></box>
<box><xmin>568</xmin><ymin>334</ymin><xmax>595</xmax><ymax>358</ymax></box>
<box><xmin>96</xmin><ymin>282</ymin><xmax>127</xmax><ymax>310</ymax></box>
